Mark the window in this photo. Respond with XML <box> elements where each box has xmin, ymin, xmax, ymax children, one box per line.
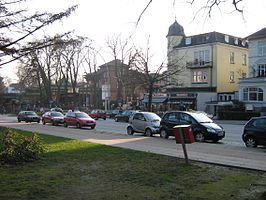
<box><xmin>225</xmin><ymin>35</ymin><xmax>229</xmax><ymax>43</ymax></box>
<box><xmin>229</xmin><ymin>71</ymin><xmax>234</xmax><ymax>82</ymax></box>
<box><xmin>257</xmin><ymin>64</ymin><xmax>266</xmax><ymax>77</ymax></box>
<box><xmin>243</xmin><ymin>88</ymin><xmax>263</xmax><ymax>101</ymax></box>
<box><xmin>193</xmin><ymin>71</ymin><xmax>207</xmax><ymax>83</ymax></box>
<box><xmin>258</xmin><ymin>41</ymin><xmax>266</xmax><ymax>56</ymax></box>
<box><xmin>234</xmin><ymin>38</ymin><xmax>238</xmax><ymax>45</ymax></box>
<box><xmin>253</xmin><ymin>118</ymin><xmax>266</xmax><ymax>128</ymax></box>
<box><xmin>242</xmin><ymin>54</ymin><xmax>247</xmax><ymax>65</ymax></box>
<box><xmin>194</xmin><ymin>50</ymin><xmax>210</xmax><ymax>66</ymax></box>
<box><xmin>185</xmin><ymin>37</ymin><xmax>191</xmax><ymax>45</ymax></box>
<box><xmin>230</xmin><ymin>52</ymin><xmax>235</xmax><ymax>64</ymax></box>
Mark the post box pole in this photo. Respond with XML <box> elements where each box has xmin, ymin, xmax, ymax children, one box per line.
<box><xmin>179</xmin><ymin>127</ymin><xmax>189</xmax><ymax>165</ymax></box>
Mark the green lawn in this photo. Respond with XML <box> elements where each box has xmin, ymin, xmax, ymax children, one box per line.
<box><xmin>0</xmin><ymin>127</ymin><xmax>265</xmax><ymax>200</ymax></box>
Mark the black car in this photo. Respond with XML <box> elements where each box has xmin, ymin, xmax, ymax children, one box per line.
<box><xmin>17</xmin><ymin>111</ymin><xmax>41</xmax><ymax>123</ymax></box>
<box><xmin>114</xmin><ymin>110</ymin><xmax>136</xmax><ymax>122</ymax></box>
<box><xmin>159</xmin><ymin>111</ymin><xmax>225</xmax><ymax>142</ymax></box>
<box><xmin>242</xmin><ymin>116</ymin><xmax>266</xmax><ymax>147</ymax></box>
<box><xmin>109</xmin><ymin>110</ymin><xmax>123</xmax><ymax>119</ymax></box>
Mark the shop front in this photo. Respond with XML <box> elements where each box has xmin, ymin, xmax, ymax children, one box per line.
<box><xmin>168</xmin><ymin>93</ymin><xmax>197</xmax><ymax>111</ymax></box>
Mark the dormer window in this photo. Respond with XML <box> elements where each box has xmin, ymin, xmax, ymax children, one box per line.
<box><xmin>225</xmin><ymin>35</ymin><xmax>229</xmax><ymax>43</ymax></box>
<box><xmin>234</xmin><ymin>38</ymin><xmax>238</xmax><ymax>45</ymax></box>
<box><xmin>185</xmin><ymin>37</ymin><xmax>191</xmax><ymax>45</ymax></box>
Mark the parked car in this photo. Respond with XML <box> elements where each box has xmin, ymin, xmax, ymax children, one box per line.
<box><xmin>159</xmin><ymin>111</ymin><xmax>225</xmax><ymax>142</ymax></box>
<box><xmin>17</xmin><ymin>111</ymin><xmax>41</xmax><ymax>123</ymax></box>
<box><xmin>114</xmin><ymin>110</ymin><xmax>136</xmax><ymax>122</ymax></box>
<box><xmin>127</xmin><ymin>112</ymin><xmax>161</xmax><ymax>136</ymax></box>
<box><xmin>242</xmin><ymin>116</ymin><xmax>266</xmax><ymax>147</ymax></box>
<box><xmin>64</xmin><ymin>111</ymin><xmax>96</xmax><ymax>129</ymax></box>
<box><xmin>89</xmin><ymin>109</ymin><xmax>107</xmax><ymax>120</ymax></box>
<box><xmin>42</xmin><ymin>111</ymin><xmax>64</xmax><ymax>125</ymax></box>
<box><xmin>109</xmin><ymin>110</ymin><xmax>123</xmax><ymax>119</ymax></box>
<box><xmin>51</xmin><ymin>107</ymin><xmax>63</xmax><ymax>113</ymax></box>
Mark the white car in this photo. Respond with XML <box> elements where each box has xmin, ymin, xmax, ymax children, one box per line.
<box><xmin>126</xmin><ymin>112</ymin><xmax>161</xmax><ymax>137</ymax></box>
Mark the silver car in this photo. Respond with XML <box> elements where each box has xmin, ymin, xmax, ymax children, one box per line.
<box><xmin>126</xmin><ymin>112</ymin><xmax>161</xmax><ymax>136</ymax></box>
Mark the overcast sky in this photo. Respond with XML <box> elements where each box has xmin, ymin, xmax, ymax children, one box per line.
<box><xmin>2</xmin><ymin>0</ymin><xmax>266</xmax><ymax>83</ymax></box>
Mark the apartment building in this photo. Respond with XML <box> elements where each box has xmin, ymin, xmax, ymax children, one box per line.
<box><xmin>239</xmin><ymin>27</ymin><xmax>266</xmax><ymax>112</ymax></box>
<box><xmin>166</xmin><ymin>20</ymin><xmax>248</xmax><ymax>114</ymax></box>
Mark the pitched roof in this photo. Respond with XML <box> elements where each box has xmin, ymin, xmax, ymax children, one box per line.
<box><xmin>174</xmin><ymin>31</ymin><xmax>248</xmax><ymax>49</ymax></box>
<box><xmin>247</xmin><ymin>27</ymin><xmax>266</xmax><ymax>40</ymax></box>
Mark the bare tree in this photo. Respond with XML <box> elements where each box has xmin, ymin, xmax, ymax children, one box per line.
<box><xmin>83</xmin><ymin>44</ymin><xmax>103</xmax><ymax>108</ymax></box>
<box><xmin>130</xmin><ymin>42</ymin><xmax>185</xmax><ymax>112</ymax></box>
<box><xmin>0</xmin><ymin>0</ymin><xmax>77</xmax><ymax>66</ymax></box>
<box><xmin>106</xmin><ymin>34</ymin><xmax>134</xmax><ymax>105</ymax></box>
<box><xmin>0</xmin><ymin>76</ymin><xmax>5</xmax><ymax>93</ymax></box>
<box><xmin>137</xmin><ymin>0</ymin><xmax>245</xmax><ymax>25</ymax></box>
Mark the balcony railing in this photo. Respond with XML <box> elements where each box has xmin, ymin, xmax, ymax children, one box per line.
<box><xmin>186</xmin><ymin>61</ymin><xmax>213</xmax><ymax>68</ymax></box>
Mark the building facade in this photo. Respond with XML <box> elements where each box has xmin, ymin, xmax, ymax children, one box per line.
<box><xmin>167</xmin><ymin>20</ymin><xmax>248</xmax><ymax>114</ymax></box>
<box><xmin>239</xmin><ymin>28</ymin><xmax>266</xmax><ymax>112</ymax></box>
<box><xmin>83</xmin><ymin>60</ymin><xmax>145</xmax><ymax>110</ymax></box>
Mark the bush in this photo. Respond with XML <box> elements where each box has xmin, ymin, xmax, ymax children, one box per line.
<box><xmin>0</xmin><ymin>129</ymin><xmax>45</xmax><ymax>164</ymax></box>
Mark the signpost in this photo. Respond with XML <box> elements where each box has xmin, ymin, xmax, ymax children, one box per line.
<box><xmin>173</xmin><ymin>125</ymin><xmax>195</xmax><ymax>164</ymax></box>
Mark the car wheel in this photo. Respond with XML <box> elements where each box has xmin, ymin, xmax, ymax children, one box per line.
<box><xmin>37</xmin><ymin>120</ymin><xmax>40</xmax><ymax>123</ymax></box>
<box><xmin>127</xmin><ymin>127</ymin><xmax>134</xmax><ymax>135</ymax></box>
<box><xmin>42</xmin><ymin>120</ymin><xmax>46</xmax><ymax>125</ymax></box>
<box><xmin>25</xmin><ymin>121</ymin><xmax>28</xmax><ymax>123</ymax></box>
<box><xmin>76</xmin><ymin>122</ymin><xmax>81</xmax><ymax>128</ymax></box>
<box><xmin>195</xmin><ymin>132</ymin><xmax>205</xmax><ymax>142</ymax></box>
<box><xmin>64</xmin><ymin>122</ymin><xmax>68</xmax><ymax>127</ymax></box>
<box><xmin>145</xmin><ymin>129</ymin><xmax>153</xmax><ymax>137</ymax></box>
<box><xmin>18</xmin><ymin>119</ymin><xmax>21</xmax><ymax>122</ymax></box>
<box><xmin>104</xmin><ymin>117</ymin><xmax>106</xmax><ymax>120</ymax></box>
<box><xmin>245</xmin><ymin>136</ymin><xmax>257</xmax><ymax>148</ymax></box>
<box><xmin>115</xmin><ymin>118</ymin><xmax>118</xmax><ymax>122</ymax></box>
<box><xmin>91</xmin><ymin>126</ymin><xmax>95</xmax><ymax>129</ymax></box>
<box><xmin>160</xmin><ymin>129</ymin><xmax>169</xmax><ymax>139</ymax></box>
<box><xmin>95</xmin><ymin>117</ymin><xmax>98</xmax><ymax>120</ymax></box>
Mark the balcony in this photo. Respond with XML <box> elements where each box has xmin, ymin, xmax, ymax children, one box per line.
<box><xmin>186</xmin><ymin>61</ymin><xmax>213</xmax><ymax>69</ymax></box>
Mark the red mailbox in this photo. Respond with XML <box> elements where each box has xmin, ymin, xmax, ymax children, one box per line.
<box><xmin>173</xmin><ymin>125</ymin><xmax>195</xmax><ymax>144</ymax></box>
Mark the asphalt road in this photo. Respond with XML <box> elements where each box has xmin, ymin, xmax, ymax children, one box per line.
<box><xmin>0</xmin><ymin>115</ymin><xmax>265</xmax><ymax>171</ymax></box>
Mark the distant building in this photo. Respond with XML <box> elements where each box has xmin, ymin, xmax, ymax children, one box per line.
<box><xmin>83</xmin><ymin>60</ymin><xmax>145</xmax><ymax>110</ymax></box>
<box><xmin>166</xmin><ymin>20</ymin><xmax>248</xmax><ymax>114</ymax></box>
<box><xmin>239</xmin><ymin>27</ymin><xmax>266</xmax><ymax>112</ymax></box>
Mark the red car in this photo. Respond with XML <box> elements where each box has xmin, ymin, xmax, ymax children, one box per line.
<box><xmin>42</xmin><ymin>111</ymin><xmax>64</xmax><ymax>125</ymax></box>
<box><xmin>89</xmin><ymin>109</ymin><xmax>107</xmax><ymax>120</ymax></box>
<box><xmin>64</xmin><ymin>111</ymin><xmax>96</xmax><ymax>129</ymax></box>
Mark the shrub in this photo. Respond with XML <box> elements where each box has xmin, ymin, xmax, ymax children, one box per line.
<box><xmin>0</xmin><ymin>129</ymin><xmax>45</xmax><ymax>164</ymax></box>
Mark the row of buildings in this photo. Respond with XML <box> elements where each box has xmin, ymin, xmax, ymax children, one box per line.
<box><xmin>2</xmin><ymin>20</ymin><xmax>266</xmax><ymax>116</ymax></box>
<box><xmin>86</xmin><ymin>20</ymin><xmax>266</xmax><ymax>115</ymax></box>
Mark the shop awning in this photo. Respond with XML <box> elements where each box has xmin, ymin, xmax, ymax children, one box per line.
<box><xmin>142</xmin><ymin>97</ymin><xmax>168</xmax><ymax>103</ymax></box>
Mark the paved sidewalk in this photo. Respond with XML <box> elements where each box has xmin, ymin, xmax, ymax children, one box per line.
<box><xmin>0</xmin><ymin>119</ymin><xmax>265</xmax><ymax>172</ymax></box>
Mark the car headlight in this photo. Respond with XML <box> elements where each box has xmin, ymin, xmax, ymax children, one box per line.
<box><xmin>207</xmin><ymin>128</ymin><xmax>216</xmax><ymax>133</ymax></box>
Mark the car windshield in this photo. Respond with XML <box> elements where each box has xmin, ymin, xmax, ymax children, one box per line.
<box><xmin>25</xmin><ymin>111</ymin><xmax>36</xmax><ymax>115</ymax></box>
<box><xmin>144</xmin><ymin>113</ymin><xmax>161</xmax><ymax>121</ymax></box>
<box><xmin>76</xmin><ymin>112</ymin><xmax>90</xmax><ymax>118</ymax></box>
<box><xmin>189</xmin><ymin>112</ymin><xmax>213</xmax><ymax>123</ymax></box>
<box><xmin>51</xmin><ymin>112</ymin><xmax>64</xmax><ymax>117</ymax></box>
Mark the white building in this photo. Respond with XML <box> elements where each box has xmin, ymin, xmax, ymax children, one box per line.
<box><xmin>239</xmin><ymin>28</ymin><xmax>266</xmax><ymax>112</ymax></box>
